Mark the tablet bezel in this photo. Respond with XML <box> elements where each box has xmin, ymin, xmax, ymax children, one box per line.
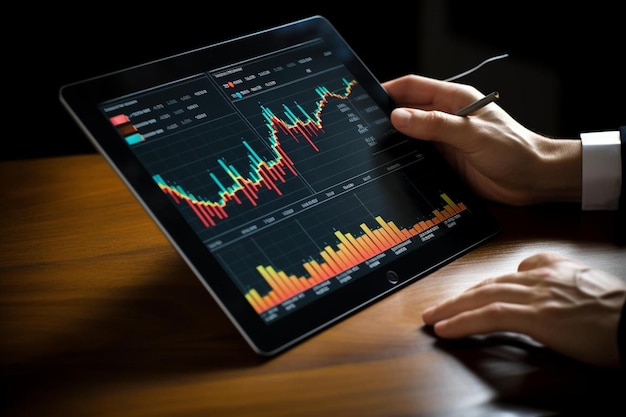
<box><xmin>60</xmin><ymin>15</ymin><xmax>500</xmax><ymax>355</ymax></box>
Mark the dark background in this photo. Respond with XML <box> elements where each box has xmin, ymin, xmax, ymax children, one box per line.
<box><xmin>6</xmin><ymin>1</ymin><xmax>623</xmax><ymax>161</ymax></box>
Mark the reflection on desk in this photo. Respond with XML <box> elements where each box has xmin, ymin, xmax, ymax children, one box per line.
<box><xmin>1</xmin><ymin>154</ymin><xmax>625</xmax><ymax>416</ymax></box>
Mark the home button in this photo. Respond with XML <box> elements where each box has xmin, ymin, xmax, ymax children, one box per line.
<box><xmin>386</xmin><ymin>270</ymin><xmax>399</xmax><ymax>284</ymax></box>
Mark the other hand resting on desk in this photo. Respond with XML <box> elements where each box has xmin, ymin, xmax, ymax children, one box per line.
<box><xmin>382</xmin><ymin>74</ymin><xmax>626</xmax><ymax>369</ymax></box>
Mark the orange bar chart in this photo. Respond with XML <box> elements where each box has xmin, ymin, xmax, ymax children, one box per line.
<box><xmin>245</xmin><ymin>193</ymin><xmax>467</xmax><ymax>314</ymax></box>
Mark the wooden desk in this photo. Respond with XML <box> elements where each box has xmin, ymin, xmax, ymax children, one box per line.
<box><xmin>2</xmin><ymin>154</ymin><xmax>625</xmax><ymax>416</ymax></box>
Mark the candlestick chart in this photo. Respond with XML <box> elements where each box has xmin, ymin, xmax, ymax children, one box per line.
<box><xmin>152</xmin><ymin>78</ymin><xmax>359</xmax><ymax>229</ymax></box>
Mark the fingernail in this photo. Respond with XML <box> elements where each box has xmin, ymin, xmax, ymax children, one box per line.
<box><xmin>392</xmin><ymin>108</ymin><xmax>412</xmax><ymax>128</ymax></box>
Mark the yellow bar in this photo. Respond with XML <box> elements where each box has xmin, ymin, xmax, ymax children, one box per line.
<box><xmin>375</xmin><ymin>216</ymin><xmax>398</xmax><ymax>246</ymax></box>
<box><xmin>298</xmin><ymin>276</ymin><xmax>311</xmax><ymax>288</ymax></box>
<box><xmin>303</xmin><ymin>262</ymin><xmax>321</xmax><ymax>283</ymax></box>
<box><xmin>320</xmin><ymin>251</ymin><xmax>340</xmax><ymax>276</ymax></box>
<box><xmin>372</xmin><ymin>228</ymin><xmax>393</xmax><ymax>249</ymax></box>
<box><xmin>285</xmin><ymin>271</ymin><xmax>308</xmax><ymax>293</ymax></box>
<box><xmin>320</xmin><ymin>261</ymin><xmax>335</xmax><ymax>278</ymax></box>
<box><xmin>441</xmin><ymin>193</ymin><xmax>462</xmax><ymax>213</ymax></box>
<box><xmin>335</xmin><ymin>231</ymin><xmax>361</xmax><ymax>265</ymax></box>
<box><xmin>361</xmin><ymin>224</ymin><xmax>386</xmax><ymax>252</ymax></box>
<box><xmin>264</xmin><ymin>266</ymin><xmax>291</xmax><ymax>300</ymax></box>
<box><xmin>277</xmin><ymin>269</ymin><xmax>300</xmax><ymax>296</ymax></box>
<box><xmin>257</xmin><ymin>265</ymin><xmax>286</xmax><ymax>300</ymax></box>
<box><xmin>251</xmin><ymin>268</ymin><xmax>282</xmax><ymax>306</ymax></box>
<box><xmin>383</xmin><ymin>222</ymin><xmax>401</xmax><ymax>245</ymax></box>
<box><xmin>346</xmin><ymin>233</ymin><xmax>372</xmax><ymax>261</ymax></box>
<box><xmin>323</xmin><ymin>246</ymin><xmax>345</xmax><ymax>273</ymax></box>
<box><xmin>335</xmin><ymin>242</ymin><xmax>355</xmax><ymax>269</ymax></box>
<box><xmin>387</xmin><ymin>220</ymin><xmax>409</xmax><ymax>242</ymax></box>
<box><xmin>309</xmin><ymin>260</ymin><xmax>329</xmax><ymax>281</ymax></box>
<box><xmin>245</xmin><ymin>289</ymin><xmax>265</xmax><ymax>313</ymax></box>
<box><xmin>441</xmin><ymin>206</ymin><xmax>454</xmax><ymax>219</ymax></box>
<box><xmin>334</xmin><ymin>231</ymin><xmax>359</xmax><ymax>264</ymax></box>
<box><xmin>359</xmin><ymin>233</ymin><xmax>379</xmax><ymax>256</ymax></box>
<box><xmin>433</xmin><ymin>210</ymin><xmax>446</xmax><ymax>222</ymax></box>
<box><xmin>268</xmin><ymin>290</ymin><xmax>282</xmax><ymax>306</ymax></box>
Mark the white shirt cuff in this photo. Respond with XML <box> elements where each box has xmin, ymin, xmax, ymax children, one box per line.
<box><xmin>580</xmin><ymin>130</ymin><xmax>622</xmax><ymax>210</ymax></box>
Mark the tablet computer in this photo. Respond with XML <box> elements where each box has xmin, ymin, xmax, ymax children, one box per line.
<box><xmin>59</xmin><ymin>15</ymin><xmax>500</xmax><ymax>356</ymax></box>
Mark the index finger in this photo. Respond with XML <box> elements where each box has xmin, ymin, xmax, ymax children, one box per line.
<box><xmin>382</xmin><ymin>75</ymin><xmax>479</xmax><ymax>113</ymax></box>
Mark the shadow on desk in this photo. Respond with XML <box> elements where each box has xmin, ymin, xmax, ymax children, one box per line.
<box><xmin>429</xmin><ymin>328</ymin><xmax>626</xmax><ymax>415</ymax></box>
<box><xmin>2</xmin><ymin>252</ymin><xmax>264</xmax><ymax>369</ymax></box>
<box><xmin>2</xmin><ymin>254</ymin><xmax>267</xmax><ymax>414</ymax></box>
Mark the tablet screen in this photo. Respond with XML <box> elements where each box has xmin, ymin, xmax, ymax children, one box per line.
<box><xmin>60</xmin><ymin>16</ymin><xmax>499</xmax><ymax>355</ymax></box>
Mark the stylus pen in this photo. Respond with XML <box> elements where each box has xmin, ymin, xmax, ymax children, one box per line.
<box><xmin>455</xmin><ymin>91</ymin><xmax>499</xmax><ymax>116</ymax></box>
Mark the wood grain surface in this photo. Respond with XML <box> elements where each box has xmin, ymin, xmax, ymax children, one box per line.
<box><xmin>2</xmin><ymin>154</ymin><xmax>625</xmax><ymax>416</ymax></box>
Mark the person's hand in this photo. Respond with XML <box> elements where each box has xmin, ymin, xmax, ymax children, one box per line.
<box><xmin>422</xmin><ymin>252</ymin><xmax>626</xmax><ymax>368</ymax></box>
<box><xmin>382</xmin><ymin>75</ymin><xmax>582</xmax><ymax>206</ymax></box>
